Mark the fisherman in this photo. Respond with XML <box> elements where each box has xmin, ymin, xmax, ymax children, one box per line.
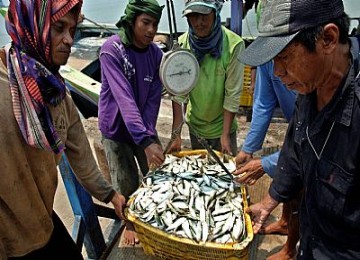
<box><xmin>169</xmin><ymin>0</ymin><xmax>245</xmax><ymax>156</ymax></box>
<box><xmin>0</xmin><ymin>0</ymin><xmax>126</xmax><ymax>259</ymax></box>
<box><xmin>234</xmin><ymin>1</ymin><xmax>300</xmax><ymax>258</ymax></box>
<box><xmin>240</xmin><ymin>0</ymin><xmax>360</xmax><ymax>258</ymax></box>
<box><xmin>98</xmin><ymin>0</ymin><xmax>165</xmax><ymax>246</ymax></box>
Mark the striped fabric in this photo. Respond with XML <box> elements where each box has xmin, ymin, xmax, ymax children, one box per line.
<box><xmin>5</xmin><ymin>0</ymin><xmax>82</xmax><ymax>154</ymax></box>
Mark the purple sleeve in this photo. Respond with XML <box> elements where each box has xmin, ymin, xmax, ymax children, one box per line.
<box><xmin>99</xmin><ymin>49</ymin><xmax>153</xmax><ymax>146</ymax></box>
<box><xmin>142</xmin><ymin>54</ymin><xmax>162</xmax><ymax>136</ymax></box>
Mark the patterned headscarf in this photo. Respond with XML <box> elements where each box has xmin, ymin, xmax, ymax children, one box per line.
<box><xmin>116</xmin><ymin>0</ymin><xmax>164</xmax><ymax>46</ymax></box>
<box><xmin>187</xmin><ymin>0</ymin><xmax>224</xmax><ymax>63</ymax></box>
<box><xmin>5</xmin><ymin>0</ymin><xmax>83</xmax><ymax>154</ymax></box>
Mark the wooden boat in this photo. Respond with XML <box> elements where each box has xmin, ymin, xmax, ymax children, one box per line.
<box><xmin>64</xmin><ymin>21</ymin><xmax>171</xmax><ymax>118</ymax></box>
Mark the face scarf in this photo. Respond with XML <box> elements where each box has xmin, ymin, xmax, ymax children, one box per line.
<box><xmin>116</xmin><ymin>0</ymin><xmax>164</xmax><ymax>46</ymax></box>
<box><xmin>188</xmin><ymin>0</ymin><xmax>224</xmax><ymax>63</ymax></box>
<box><xmin>5</xmin><ymin>0</ymin><xmax>83</xmax><ymax>154</ymax></box>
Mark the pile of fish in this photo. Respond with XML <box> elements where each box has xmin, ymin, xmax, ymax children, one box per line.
<box><xmin>128</xmin><ymin>154</ymin><xmax>247</xmax><ymax>244</ymax></box>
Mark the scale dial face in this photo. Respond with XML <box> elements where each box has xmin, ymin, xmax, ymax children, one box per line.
<box><xmin>160</xmin><ymin>50</ymin><xmax>199</xmax><ymax>96</ymax></box>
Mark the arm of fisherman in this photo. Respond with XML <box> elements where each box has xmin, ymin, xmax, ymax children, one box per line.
<box><xmin>261</xmin><ymin>151</ymin><xmax>280</xmax><ymax>177</ymax></box>
<box><xmin>269</xmin><ymin>116</ymin><xmax>303</xmax><ymax>202</ymax></box>
<box><xmin>222</xmin><ymin>41</ymin><xmax>245</xmax><ymax>155</ymax></box>
<box><xmin>248</xmin><ymin>107</ymin><xmax>302</xmax><ymax>234</ymax></box>
<box><xmin>247</xmin><ymin>192</ymin><xmax>279</xmax><ymax>234</ymax></box>
<box><xmin>223</xmin><ymin>40</ymin><xmax>244</xmax><ymax>114</ymax></box>
<box><xmin>241</xmin><ymin>64</ymin><xmax>279</xmax><ymax>156</ymax></box>
<box><xmin>63</xmin><ymin>94</ymin><xmax>126</xmax><ymax>219</ymax></box>
<box><xmin>142</xmin><ymin>67</ymin><xmax>162</xmax><ymax>136</ymax></box>
<box><xmin>142</xmin><ymin>85</ymin><xmax>165</xmax><ymax>166</ymax></box>
<box><xmin>221</xmin><ymin>110</ymin><xmax>236</xmax><ymax>155</ymax></box>
<box><xmin>141</xmin><ymin>54</ymin><xmax>165</xmax><ymax>166</ymax></box>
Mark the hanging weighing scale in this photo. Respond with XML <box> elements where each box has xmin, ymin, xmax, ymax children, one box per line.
<box><xmin>159</xmin><ymin>40</ymin><xmax>199</xmax><ymax>96</ymax></box>
<box><xmin>160</xmin><ymin>40</ymin><xmax>199</xmax><ymax>154</ymax></box>
<box><xmin>160</xmin><ymin>0</ymin><xmax>199</xmax><ymax>95</ymax></box>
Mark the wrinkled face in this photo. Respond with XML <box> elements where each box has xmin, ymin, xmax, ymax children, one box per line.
<box><xmin>274</xmin><ymin>41</ymin><xmax>326</xmax><ymax>95</ymax></box>
<box><xmin>50</xmin><ymin>11</ymin><xmax>77</xmax><ymax>66</ymax></box>
<box><xmin>186</xmin><ymin>11</ymin><xmax>215</xmax><ymax>38</ymax></box>
<box><xmin>132</xmin><ymin>13</ymin><xmax>159</xmax><ymax>49</ymax></box>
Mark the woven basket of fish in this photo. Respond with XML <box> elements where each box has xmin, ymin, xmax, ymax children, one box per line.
<box><xmin>126</xmin><ymin>149</ymin><xmax>253</xmax><ymax>260</ymax></box>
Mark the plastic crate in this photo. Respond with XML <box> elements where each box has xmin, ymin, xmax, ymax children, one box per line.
<box><xmin>126</xmin><ymin>150</ymin><xmax>254</xmax><ymax>260</ymax></box>
<box><xmin>239</xmin><ymin>65</ymin><xmax>254</xmax><ymax>107</ymax></box>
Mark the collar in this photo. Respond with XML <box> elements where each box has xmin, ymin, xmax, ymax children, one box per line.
<box><xmin>327</xmin><ymin>37</ymin><xmax>360</xmax><ymax>127</ymax></box>
<box><xmin>296</xmin><ymin>38</ymin><xmax>359</xmax><ymax>141</ymax></box>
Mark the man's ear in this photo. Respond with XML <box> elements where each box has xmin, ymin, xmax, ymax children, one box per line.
<box><xmin>321</xmin><ymin>24</ymin><xmax>339</xmax><ymax>53</ymax></box>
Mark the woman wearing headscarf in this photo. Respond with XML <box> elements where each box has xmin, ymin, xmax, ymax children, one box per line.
<box><xmin>169</xmin><ymin>0</ymin><xmax>245</xmax><ymax>156</ymax></box>
<box><xmin>0</xmin><ymin>0</ymin><xmax>126</xmax><ymax>258</ymax></box>
<box><xmin>98</xmin><ymin>0</ymin><xmax>164</xmax><ymax>245</ymax></box>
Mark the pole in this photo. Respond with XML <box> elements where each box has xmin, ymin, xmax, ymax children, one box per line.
<box><xmin>230</xmin><ymin>0</ymin><xmax>243</xmax><ymax>36</ymax></box>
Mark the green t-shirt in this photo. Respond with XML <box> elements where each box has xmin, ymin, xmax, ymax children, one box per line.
<box><xmin>256</xmin><ymin>0</ymin><xmax>262</xmax><ymax>27</ymax></box>
<box><xmin>175</xmin><ymin>26</ymin><xmax>245</xmax><ymax>139</ymax></box>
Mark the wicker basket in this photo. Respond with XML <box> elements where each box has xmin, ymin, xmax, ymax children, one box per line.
<box><xmin>126</xmin><ymin>150</ymin><xmax>254</xmax><ymax>260</ymax></box>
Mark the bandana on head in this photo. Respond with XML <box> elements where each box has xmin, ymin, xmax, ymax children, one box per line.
<box><xmin>187</xmin><ymin>0</ymin><xmax>224</xmax><ymax>63</ymax></box>
<box><xmin>5</xmin><ymin>0</ymin><xmax>83</xmax><ymax>154</ymax></box>
<box><xmin>116</xmin><ymin>0</ymin><xmax>164</xmax><ymax>46</ymax></box>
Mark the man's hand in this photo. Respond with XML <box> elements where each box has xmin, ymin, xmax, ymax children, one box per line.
<box><xmin>166</xmin><ymin>135</ymin><xmax>182</xmax><ymax>153</ymax></box>
<box><xmin>111</xmin><ymin>192</ymin><xmax>127</xmax><ymax>220</ymax></box>
<box><xmin>220</xmin><ymin>133</ymin><xmax>233</xmax><ymax>156</ymax></box>
<box><xmin>234</xmin><ymin>158</ymin><xmax>265</xmax><ymax>185</ymax></box>
<box><xmin>144</xmin><ymin>143</ymin><xmax>165</xmax><ymax>167</ymax></box>
<box><xmin>235</xmin><ymin>150</ymin><xmax>253</xmax><ymax>166</ymax></box>
<box><xmin>246</xmin><ymin>193</ymin><xmax>279</xmax><ymax>234</ymax></box>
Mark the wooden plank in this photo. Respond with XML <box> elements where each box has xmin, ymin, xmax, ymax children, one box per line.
<box><xmin>59</xmin><ymin>154</ymin><xmax>106</xmax><ymax>259</ymax></box>
<box><xmin>60</xmin><ymin>65</ymin><xmax>100</xmax><ymax>103</ymax></box>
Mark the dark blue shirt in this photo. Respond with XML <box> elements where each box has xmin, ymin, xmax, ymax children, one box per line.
<box><xmin>270</xmin><ymin>37</ymin><xmax>360</xmax><ymax>259</ymax></box>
